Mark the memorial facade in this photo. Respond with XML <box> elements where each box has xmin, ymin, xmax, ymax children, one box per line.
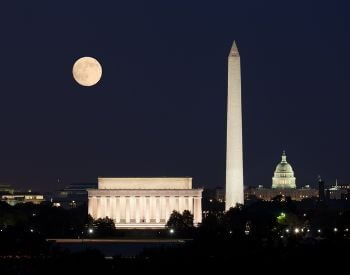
<box><xmin>88</xmin><ymin>178</ymin><xmax>203</xmax><ymax>228</ymax></box>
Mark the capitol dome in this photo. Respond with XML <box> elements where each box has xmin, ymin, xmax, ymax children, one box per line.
<box><xmin>272</xmin><ymin>151</ymin><xmax>296</xmax><ymax>189</ymax></box>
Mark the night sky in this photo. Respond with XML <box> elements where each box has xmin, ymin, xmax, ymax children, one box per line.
<box><xmin>1</xmin><ymin>1</ymin><xmax>349</xmax><ymax>191</ymax></box>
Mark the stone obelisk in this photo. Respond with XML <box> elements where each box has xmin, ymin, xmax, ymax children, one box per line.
<box><xmin>225</xmin><ymin>41</ymin><xmax>244</xmax><ymax>210</ymax></box>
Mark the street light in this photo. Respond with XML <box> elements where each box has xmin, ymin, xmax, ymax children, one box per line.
<box><xmin>294</xmin><ymin>228</ymin><xmax>300</xmax><ymax>234</ymax></box>
<box><xmin>169</xmin><ymin>229</ymin><xmax>175</xmax><ymax>234</ymax></box>
<box><xmin>88</xmin><ymin>228</ymin><xmax>94</xmax><ymax>234</ymax></box>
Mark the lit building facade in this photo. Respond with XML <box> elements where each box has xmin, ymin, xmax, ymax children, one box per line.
<box><xmin>88</xmin><ymin>178</ymin><xmax>203</xmax><ymax>229</ymax></box>
<box><xmin>1</xmin><ymin>193</ymin><xmax>44</xmax><ymax>206</ymax></box>
<box><xmin>245</xmin><ymin>186</ymin><xmax>318</xmax><ymax>201</ymax></box>
<box><xmin>272</xmin><ymin>151</ymin><xmax>296</xmax><ymax>189</ymax></box>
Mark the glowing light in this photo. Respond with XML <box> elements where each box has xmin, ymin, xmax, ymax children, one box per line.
<box><xmin>285</xmin><ymin>229</ymin><xmax>290</xmax><ymax>233</ymax></box>
<box><xmin>169</xmin><ymin>229</ymin><xmax>175</xmax><ymax>234</ymax></box>
<box><xmin>334</xmin><ymin>228</ymin><xmax>338</xmax><ymax>232</ymax></box>
<box><xmin>317</xmin><ymin>229</ymin><xmax>321</xmax><ymax>233</ymax></box>
<box><xmin>72</xmin><ymin>57</ymin><xmax>102</xmax><ymax>87</ymax></box>
<box><xmin>88</xmin><ymin>228</ymin><xmax>94</xmax><ymax>234</ymax></box>
<box><xmin>294</xmin><ymin>228</ymin><xmax>300</xmax><ymax>234</ymax></box>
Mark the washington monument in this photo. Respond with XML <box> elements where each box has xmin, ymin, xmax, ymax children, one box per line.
<box><xmin>225</xmin><ymin>41</ymin><xmax>244</xmax><ymax>210</ymax></box>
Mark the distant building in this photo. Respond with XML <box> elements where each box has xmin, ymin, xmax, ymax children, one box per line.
<box><xmin>327</xmin><ymin>180</ymin><xmax>350</xmax><ymax>200</ymax></box>
<box><xmin>88</xmin><ymin>178</ymin><xmax>203</xmax><ymax>229</ymax></box>
<box><xmin>244</xmin><ymin>152</ymin><xmax>317</xmax><ymax>201</ymax></box>
<box><xmin>0</xmin><ymin>184</ymin><xmax>15</xmax><ymax>195</ymax></box>
<box><xmin>245</xmin><ymin>185</ymin><xmax>318</xmax><ymax>201</ymax></box>
<box><xmin>272</xmin><ymin>151</ymin><xmax>296</xmax><ymax>189</ymax></box>
<box><xmin>49</xmin><ymin>182</ymin><xmax>97</xmax><ymax>208</ymax></box>
<box><xmin>1</xmin><ymin>191</ymin><xmax>44</xmax><ymax>206</ymax></box>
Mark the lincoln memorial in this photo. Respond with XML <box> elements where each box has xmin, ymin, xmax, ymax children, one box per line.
<box><xmin>88</xmin><ymin>178</ymin><xmax>203</xmax><ymax>229</ymax></box>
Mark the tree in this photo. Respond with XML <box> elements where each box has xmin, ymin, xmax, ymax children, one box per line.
<box><xmin>182</xmin><ymin>210</ymin><xmax>194</xmax><ymax>228</ymax></box>
<box><xmin>93</xmin><ymin>217</ymin><xmax>117</xmax><ymax>237</ymax></box>
<box><xmin>166</xmin><ymin>210</ymin><xmax>194</xmax><ymax>234</ymax></box>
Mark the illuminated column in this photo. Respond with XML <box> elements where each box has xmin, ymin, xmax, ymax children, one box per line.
<box><xmin>161</xmin><ymin>197</ymin><xmax>166</xmax><ymax>222</ymax></box>
<box><xmin>145</xmin><ymin>197</ymin><xmax>150</xmax><ymax>223</ymax></box>
<box><xmin>140</xmin><ymin>196</ymin><xmax>146</xmax><ymax>223</ymax></box>
<box><xmin>165</xmin><ymin>197</ymin><xmax>170</xmax><ymax>221</ymax></box>
<box><xmin>225</xmin><ymin>41</ymin><xmax>244</xmax><ymax>210</ymax></box>
<box><xmin>90</xmin><ymin>196</ymin><xmax>98</xmax><ymax>219</ymax></box>
<box><xmin>130</xmin><ymin>196</ymin><xmax>136</xmax><ymax>222</ymax></box>
<box><xmin>188</xmin><ymin>196</ymin><xmax>193</xmax><ymax>214</ymax></box>
<box><xmin>111</xmin><ymin>197</ymin><xmax>116</xmax><ymax>222</ymax></box>
<box><xmin>88</xmin><ymin>197</ymin><xmax>92</xmax><ymax>217</ymax></box>
<box><xmin>150</xmin><ymin>196</ymin><xmax>156</xmax><ymax>222</ymax></box>
<box><xmin>101</xmin><ymin>197</ymin><xmax>107</xmax><ymax>218</ymax></box>
<box><xmin>96</xmin><ymin>197</ymin><xmax>101</xmax><ymax>219</ymax></box>
<box><xmin>115</xmin><ymin>197</ymin><xmax>120</xmax><ymax>223</ymax></box>
<box><xmin>105</xmin><ymin>197</ymin><xmax>110</xmax><ymax>218</ymax></box>
<box><xmin>175</xmin><ymin>197</ymin><xmax>180</xmax><ymax>212</ymax></box>
<box><xmin>135</xmin><ymin>197</ymin><xmax>140</xmax><ymax>223</ymax></box>
<box><xmin>120</xmin><ymin>196</ymin><xmax>126</xmax><ymax>222</ymax></box>
<box><xmin>155</xmin><ymin>197</ymin><xmax>160</xmax><ymax>223</ymax></box>
<box><xmin>194</xmin><ymin>197</ymin><xmax>202</xmax><ymax>224</ymax></box>
<box><xmin>125</xmin><ymin>197</ymin><xmax>130</xmax><ymax>223</ymax></box>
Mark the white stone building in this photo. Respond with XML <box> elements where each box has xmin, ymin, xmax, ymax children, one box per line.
<box><xmin>272</xmin><ymin>151</ymin><xmax>296</xmax><ymax>189</ymax></box>
<box><xmin>88</xmin><ymin>178</ymin><xmax>203</xmax><ymax>229</ymax></box>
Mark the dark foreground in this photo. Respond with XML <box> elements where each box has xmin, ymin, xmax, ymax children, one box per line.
<box><xmin>1</xmin><ymin>198</ymin><xmax>349</xmax><ymax>273</ymax></box>
<box><xmin>0</xmin><ymin>237</ymin><xmax>349</xmax><ymax>274</ymax></box>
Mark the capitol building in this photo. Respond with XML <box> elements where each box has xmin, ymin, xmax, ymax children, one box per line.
<box><xmin>272</xmin><ymin>151</ymin><xmax>296</xmax><ymax>189</ymax></box>
<box><xmin>245</xmin><ymin>151</ymin><xmax>318</xmax><ymax>201</ymax></box>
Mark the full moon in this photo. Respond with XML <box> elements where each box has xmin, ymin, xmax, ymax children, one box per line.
<box><xmin>72</xmin><ymin>57</ymin><xmax>102</xmax><ymax>87</ymax></box>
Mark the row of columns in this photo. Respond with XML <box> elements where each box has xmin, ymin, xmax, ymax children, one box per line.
<box><xmin>88</xmin><ymin>196</ymin><xmax>202</xmax><ymax>224</ymax></box>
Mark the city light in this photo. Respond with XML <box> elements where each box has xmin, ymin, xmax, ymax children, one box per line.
<box><xmin>30</xmin><ymin>229</ymin><xmax>34</xmax><ymax>233</ymax></box>
<box><xmin>317</xmin><ymin>229</ymin><xmax>321</xmax><ymax>233</ymax></box>
<box><xmin>88</xmin><ymin>228</ymin><xmax>94</xmax><ymax>234</ymax></box>
<box><xmin>285</xmin><ymin>229</ymin><xmax>290</xmax><ymax>233</ymax></box>
<box><xmin>334</xmin><ymin>228</ymin><xmax>338</xmax><ymax>232</ymax></box>
<box><xmin>294</xmin><ymin>228</ymin><xmax>300</xmax><ymax>234</ymax></box>
<box><xmin>169</xmin><ymin>229</ymin><xmax>175</xmax><ymax>234</ymax></box>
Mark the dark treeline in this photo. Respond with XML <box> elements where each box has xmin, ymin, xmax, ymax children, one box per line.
<box><xmin>0</xmin><ymin>198</ymin><xmax>349</xmax><ymax>274</ymax></box>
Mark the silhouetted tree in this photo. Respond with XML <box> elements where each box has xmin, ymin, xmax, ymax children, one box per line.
<box><xmin>93</xmin><ymin>217</ymin><xmax>117</xmax><ymax>237</ymax></box>
<box><xmin>167</xmin><ymin>210</ymin><xmax>194</xmax><ymax>236</ymax></box>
